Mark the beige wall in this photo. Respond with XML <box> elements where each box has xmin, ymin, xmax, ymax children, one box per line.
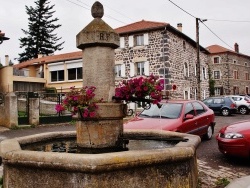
<box><xmin>0</xmin><ymin>66</ymin><xmax>14</xmax><ymax>93</ymax></box>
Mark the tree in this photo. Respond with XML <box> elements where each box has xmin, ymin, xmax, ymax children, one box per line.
<box><xmin>18</xmin><ymin>0</ymin><xmax>64</xmax><ymax>62</ymax></box>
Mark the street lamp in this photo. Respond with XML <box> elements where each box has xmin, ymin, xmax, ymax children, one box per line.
<box><xmin>196</xmin><ymin>18</ymin><xmax>207</xmax><ymax>100</ymax></box>
<box><xmin>0</xmin><ymin>30</ymin><xmax>10</xmax><ymax>45</ymax></box>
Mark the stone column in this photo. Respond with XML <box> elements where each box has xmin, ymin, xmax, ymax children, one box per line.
<box><xmin>0</xmin><ymin>92</ymin><xmax>18</xmax><ymax>128</ymax></box>
<box><xmin>75</xmin><ymin>1</ymin><xmax>125</xmax><ymax>150</ymax></box>
<box><xmin>76</xmin><ymin>1</ymin><xmax>119</xmax><ymax>102</ymax></box>
<box><xmin>29</xmin><ymin>98</ymin><xmax>39</xmax><ymax>126</ymax></box>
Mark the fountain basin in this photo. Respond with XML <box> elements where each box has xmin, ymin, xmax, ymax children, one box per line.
<box><xmin>0</xmin><ymin>130</ymin><xmax>200</xmax><ymax>188</ymax></box>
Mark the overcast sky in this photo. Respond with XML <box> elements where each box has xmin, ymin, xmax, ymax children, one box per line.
<box><xmin>1</xmin><ymin>0</ymin><xmax>250</xmax><ymax>64</ymax></box>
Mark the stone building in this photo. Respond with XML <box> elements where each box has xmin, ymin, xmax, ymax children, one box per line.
<box><xmin>6</xmin><ymin>20</ymin><xmax>210</xmax><ymax>101</ymax></box>
<box><xmin>206</xmin><ymin>43</ymin><xmax>250</xmax><ymax>95</ymax></box>
<box><xmin>114</xmin><ymin>20</ymin><xmax>210</xmax><ymax>100</ymax></box>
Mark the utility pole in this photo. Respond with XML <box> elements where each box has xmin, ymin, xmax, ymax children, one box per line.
<box><xmin>196</xmin><ymin>18</ymin><xmax>201</xmax><ymax>100</ymax></box>
<box><xmin>196</xmin><ymin>18</ymin><xmax>207</xmax><ymax>100</ymax></box>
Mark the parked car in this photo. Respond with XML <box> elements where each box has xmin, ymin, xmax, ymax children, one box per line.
<box><xmin>216</xmin><ymin>120</ymin><xmax>250</xmax><ymax>158</ymax></box>
<box><xmin>227</xmin><ymin>95</ymin><xmax>250</xmax><ymax>115</ymax></box>
<box><xmin>124</xmin><ymin>100</ymin><xmax>216</xmax><ymax>140</ymax></box>
<box><xmin>202</xmin><ymin>96</ymin><xmax>237</xmax><ymax>116</ymax></box>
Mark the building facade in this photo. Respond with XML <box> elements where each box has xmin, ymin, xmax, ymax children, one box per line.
<box><xmin>114</xmin><ymin>20</ymin><xmax>209</xmax><ymax>100</ymax></box>
<box><xmin>3</xmin><ymin>20</ymin><xmax>210</xmax><ymax>101</ymax></box>
<box><xmin>207</xmin><ymin>44</ymin><xmax>250</xmax><ymax>96</ymax></box>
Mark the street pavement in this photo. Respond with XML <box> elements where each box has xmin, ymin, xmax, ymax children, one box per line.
<box><xmin>0</xmin><ymin>124</ymin><xmax>249</xmax><ymax>187</ymax></box>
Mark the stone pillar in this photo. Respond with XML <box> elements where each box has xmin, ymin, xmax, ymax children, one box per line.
<box><xmin>29</xmin><ymin>98</ymin><xmax>39</xmax><ymax>126</ymax></box>
<box><xmin>75</xmin><ymin>1</ymin><xmax>124</xmax><ymax>150</ymax></box>
<box><xmin>0</xmin><ymin>92</ymin><xmax>18</xmax><ymax>128</ymax></box>
<box><xmin>76</xmin><ymin>1</ymin><xmax>119</xmax><ymax>102</ymax></box>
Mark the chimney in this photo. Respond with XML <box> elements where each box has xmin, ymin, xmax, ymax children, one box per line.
<box><xmin>177</xmin><ymin>23</ymin><xmax>182</xmax><ymax>32</ymax></box>
<box><xmin>5</xmin><ymin>55</ymin><xmax>9</xmax><ymax>66</ymax></box>
<box><xmin>38</xmin><ymin>54</ymin><xmax>43</xmax><ymax>58</ymax></box>
<box><xmin>234</xmin><ymin>43</ymin><xmax>239</xmax><ymax>53</ymax></box>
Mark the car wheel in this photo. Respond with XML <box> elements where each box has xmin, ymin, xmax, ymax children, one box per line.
<box><xmin>221</xmin><ymin>108</ymin><xmax>230</xmax><ymax>116</ymax></box>
<box><xmin>204</xmin><ymin>125</ymin><xmax>213</xmax><ymax>140</ymax></box>
<box><xmin>239</xmin><ymin>106</ymin><xmax>249</xmax><ymax>115</ymax></box>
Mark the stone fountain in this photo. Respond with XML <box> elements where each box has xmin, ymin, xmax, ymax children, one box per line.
<box><xmin>0</xmin><ymin>2</ymin><xmax>201</xmax><ymax>188</ymax></box>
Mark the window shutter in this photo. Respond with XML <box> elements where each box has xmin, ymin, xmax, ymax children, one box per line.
<box><xmin>144</xmin><ymin>61</ymin><xmax>150</xmax><ymax>76</ymax></box>
<box><xmin>144</xmin><ymin>33</ymin><xmax>149</xmax><ymax>45</ymax></box>
<box><xmin>129</xmin><ymin>36</ymin><xmax>134</xmax><ymax>47</ymax></box>
<box><xmin>129</xmin><ymin>63</ymin><xmax>135</xmax><ymax>77</ymax></box>
<box><xmin>121</xmin><ymin>64</ymin><xmax>126</xmax><ymax>77</ymax></box>
<box><xmin>194</xmin><ymin>64</ymin><xmax>197</xmax><ymax>76</ymax></box>
<box><xmin>204</xmin><ymin>67</ymin><xmax>207</xmax><ymax>79</ymax></box>
<box><xmin>183</xmin><ymin>64</ymin><xmax>186</xmax><ymax>76</ymax></box>
<box><xmin>120</xmin><ymin>37</ymin><xmax>125</xmax><ymax>48</ymax></box>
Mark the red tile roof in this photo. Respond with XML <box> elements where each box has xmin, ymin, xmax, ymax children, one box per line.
<box><xmin>14</xmin><ymin>51</ymin><xmax>82</xmax><ymax>69</ymax></box>
<box><xmin>206</xmin><ymin>44</ymin><xmax>250</xmax><ymax>58</ymax></box>
<box><xmin>206</xmin><ymin>44</ymin><xmax>234</xmax><ymax>54</ymax></box>
<box><xmin>115</xmin><ymin>20</ymin><xmax>169</xmax><ymax>34</ymax></box>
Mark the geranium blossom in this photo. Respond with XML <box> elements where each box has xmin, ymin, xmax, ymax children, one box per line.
<box><xmin>55</xmin><ymin>86</ymin><xmax>102</xmax><ymax>118</ymax></box>
<box><xmin>115</xmin><ymin>74</ymin><xmax>164</xmax><ymax>105</ymax></box>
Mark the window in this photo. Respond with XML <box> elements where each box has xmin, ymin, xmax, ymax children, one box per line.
<box><xmin>202</xmin><ymin>67</ymin><xmax>207</xmax><ymax>80</ymax></box>
<box><xmin>137</xmin><ymin>62</ymin><xmax>145</xmax><ymax>75</ymax></box>
<box><xmin>214</xmin><ymin>98</ymin><xmax>224</xmax><ymax>104</ymax></box>
<box><xmin>214</xmin><ymin>88</ymin><xmax>221</xmax><ymax>96</ymax></box>
<box><xmin>130</xmin><ymin>61</ymin><xmax>149</xmax><ymax>77</ymax></box>
<box><xmin>233</xmin><ymin>59</ymin><xmax>237</xmax><ymax>64</ymax></box>
<box><xmin>245</xmin><ymin>72</ymin><xmax>249</xmax><ymax>80</ymax></box>
<box><xmin>135</xmin><ymin>35</ymin><xmax>144</xmax><ymax>46</ymax></box>
<box><xmin>184</xmin><ymin>62</ymin><xmax>189</xmax><ymax>77</ymax></box>
<box><xmin>245</xmin><ymin>62</ymin><xmax>248</xmax><ymax>67</ymax></box>
<box><xmin>213</xmin><ymin>57</ymin><xmax>220</xmax><ymax>64</ymax></box>
<box><xmin>184</xmin><ymin>103</ymin><xmax>194</xmax><ymax>116</ymax></box>
<box><xmin>51</xmin><ymin>70</ymin><xmax>64</xmax><ymax>82</ymax></box>
<box><xmin>214</xmin><ymin>71</ymin><xmax>220</xmax><ymax>79</ymax></box>
<box><xmin>193</xmin><ymin>102</ymin><xmax>206</xmax><ymax>115</ymax></box>
<box><xmin>68</xmin><ymin>67</ymin><xmax>82</xmax><ymax>80</ymax></box>
<box><xmin>115</xmin><ymin>65</ymin><xmax>122</xmax><ymax>77</ymax></box>
<box><xmin>233</xmin><ymin>86</ymin><xmax>239</xmax><ymax>95</ymax></box>
<box><xmin>233</xmin><ymin>70</ymin><xmax>239</xmax><ymax>79</ymax></box>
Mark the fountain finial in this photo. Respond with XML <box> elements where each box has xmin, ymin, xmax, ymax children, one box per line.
<box><xmin>91</xmin><ymin>1</ymin><xmax>104</xmax><ymax>18</ymax></box>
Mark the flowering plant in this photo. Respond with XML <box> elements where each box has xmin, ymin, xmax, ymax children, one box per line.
<box><xmin>114</xmin><ymin>74</ymin><xmax>164</xmax><ymax>104</ymax></box>
<box><xmin>55</xmin><ymin>86</ymin><xmax>102</xmax><ymax>118</ymax></box>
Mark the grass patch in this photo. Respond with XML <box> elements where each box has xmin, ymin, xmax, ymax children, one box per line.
<box><xmin>215</xmin><ymin>178</ymin><xmax>230</xmax><ymax>188</ymax></box>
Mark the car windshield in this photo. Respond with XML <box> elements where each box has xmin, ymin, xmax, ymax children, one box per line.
<box><xmin>139</xmin><ymin>103</ymin><xmax>183</xmax><ymax>119</ymax></box>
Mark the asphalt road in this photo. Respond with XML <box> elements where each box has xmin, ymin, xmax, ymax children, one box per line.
<box><xmin>197</xmin><ymin>114</ymin><xmax>250</xmax><ymax>175</ymax></box>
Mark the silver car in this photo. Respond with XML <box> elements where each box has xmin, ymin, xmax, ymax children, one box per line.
<box><xmin>228</xmin><ymin>95</ymin><xmax>250</xmax><ymax>115</ymax></box>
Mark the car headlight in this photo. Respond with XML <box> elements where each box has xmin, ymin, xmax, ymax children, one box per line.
<box><xmin>223</xmin><ymin>133</ymin><xmax>244</xmax><ymax>139</ymax></box>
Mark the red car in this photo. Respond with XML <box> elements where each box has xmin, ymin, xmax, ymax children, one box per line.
<box><xmin>216</xmin><ymin>120</ymin><xmax>250</xmax><ymax>158</ymax></box>
<box><xmin>124</xmin><ymin>100</ymin><xmax>216</xmax><ymax>140</ymax></box>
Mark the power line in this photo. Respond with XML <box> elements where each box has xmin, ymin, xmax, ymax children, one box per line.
<box><xmin>64</xmin><ymin>0</ymin><xmax>128</xmax><ymax>25</ymax></box>
<box><xmin>200</xmin><ymin>21</ymin><xmax>234</xmax><ymax>50</ymax></box>
<box><xmin>167</xmin><ymin>0</ymin><xmax>234</xmax><ymax>50</ymax></box>
<box><xmin>168</xmin><ymin>0</ymin><xmax>196</xmax><ymax>19</ymax></box>
<box><xmin>206</xmin><ymin>19</ymin><xmax>250</xmax><ymax>23</ymax></box>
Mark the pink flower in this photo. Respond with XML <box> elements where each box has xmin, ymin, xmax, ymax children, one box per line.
<box><xmin>55</xmin><ymin>104</ymin><xmax>65</xmax><ymax>112</ymax></box>
<box><xmin>89</xmin><ymin>111</ymin><xmax>96</xmax><ymax>118</ymax></box>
